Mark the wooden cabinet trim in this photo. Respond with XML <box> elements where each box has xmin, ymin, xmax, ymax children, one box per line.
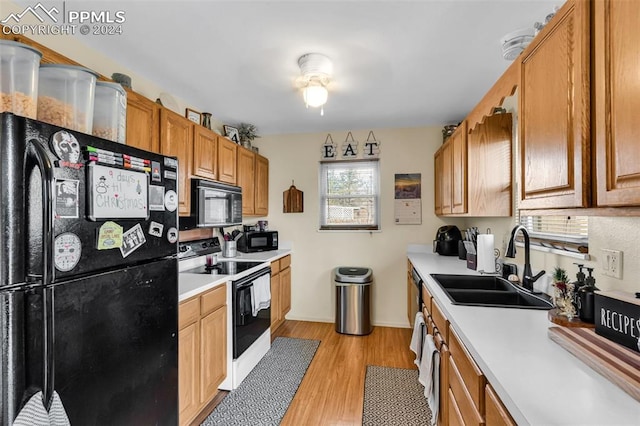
<box><xmin>447</xmin><ymin>387</ymin><xmax>465</xmax><ymax>426</ymax></box>
<box><xmin>199</xmin><ymin>305</ymin><xmax>227</xmax><ymax>405</ymax></box>
<box><xmin>422</xmin><ymin>283</ymin><xmax>433</xmax><ymax>315</ymax></box>
<box><xmin>280</xmin><ymin>255</ymin><xmax>292</xmax><ymax>270</ymax></box>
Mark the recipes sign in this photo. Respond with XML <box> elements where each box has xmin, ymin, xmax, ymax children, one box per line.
<box><xmin>595</xmin><ymin>291</ymin><xmax>640</xmax><ymax>353</ymax></box>
<box><xmin>88</xmin><ymin>164</ymin><xmax>149</xmax><ymax>220</ymax></box>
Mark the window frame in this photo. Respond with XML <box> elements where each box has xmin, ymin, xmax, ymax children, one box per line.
<box><xmin>318</xmin><ymin>159</ymin><xmax>381</xmax><ymax>231</ymax></box>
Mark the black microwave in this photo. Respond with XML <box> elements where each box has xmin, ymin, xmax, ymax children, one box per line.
<box><xmin>238</xmin><ymin>231</ymin><xmax>278</xmax><ymax>253</ymax></box>
<box><xmin>180</xmin><ymin>179</ymin><xmax>242</xmax><ymax>230</ymax></box>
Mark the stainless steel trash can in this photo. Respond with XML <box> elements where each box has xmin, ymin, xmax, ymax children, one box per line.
<box><xmin>334</xmin><ymin>266</ymin><xmax>373</xmax><ymax>335</ymax></box>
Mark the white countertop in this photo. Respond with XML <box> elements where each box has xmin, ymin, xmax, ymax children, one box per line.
<box><xmin>178</xmin><ymin>249</ymin><xmax>291</xmax><ymax>302</ymax></box>
<box><xmin>408</xmin><ymin>251</ymin><xmax>640</xmax><ymax>426</ymax></box>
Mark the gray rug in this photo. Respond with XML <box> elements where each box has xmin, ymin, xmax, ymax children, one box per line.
<box><xmin>362</xmin><ymin>365</ymin><xmax>432</xmax><ymax>426</ymax></box>
<box><xmin>201</xmin><ymin>337</ymin><xmax>320</xmax><ymax>426</ymax></box>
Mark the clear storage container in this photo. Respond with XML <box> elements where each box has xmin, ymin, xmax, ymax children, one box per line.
<box><xmin>93</xmin><ymin>82</ymin><xmax>127</xmax><ymax>143</ymax></box>
<box><xmin>0</xmin><ymin>40</ymin><xmax>42</xmax><ymax>119</ymax></box>
<box><xmin>37</xmin><ymin>64</ymin><xmax>98</xmax><ymax>132</ymax></box>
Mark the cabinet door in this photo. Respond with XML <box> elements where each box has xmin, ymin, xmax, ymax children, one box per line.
<box><xmin>200</xmin><ymin>306</ymin><xmax>227</xmax><ymax>405</ymax></box>
<box><xmin>193</xmin><ymin>126</ymin><xmax>218</xmax><ymax>180</ymax></box>
<box><xmin>451</xmin><ymin>122</ymin><xmax>467</xmax><ymax>214</ymax></box>
<box><xmin>281</xmin><ymin>266</ymin><xmax>291</xmax><ymax>315</ymax></box>
<box><xmin>218</xmin><ymin>137</ymin><xmax>238</xmax><ymax>184</ymax></box>
<box><xmin>467</xmin><ymin>114</ymin><xmax>513</xmax><ymax>216</ymax></box>
<box><xmin>270</xmin><ymin>272</ymin><xmax>282</xmax><ymax>330</ymax></box>
<box><xmin>441</xmin><ymin>141</ymin><xmax>453</xmax><ymax>214</ymax></box>
<box><xmin>594</xmin><ymin>0</ymin><xmax>640</xmax><ymax>206</ymax></box>
<box><xmin>485</xmin><ymin>383</ymin><xmax>516</xmax><ymax>426</ymax></box>
<box><xmin>178</xmin><ymin>321</ymin><xmax>199</xmax><ymax>426</ymax></box>
<box><xmin>237</xmin><ymin>148</ymin><xmax>256</xmax><ymax>215</ymax></box>
<box><xmin>125</xmin><ymin>91</ymin><xmax>159</xmax><ymax>153</ymax></box>
<box><xmin>434</xmin><ymin>147</ymin><xmax>443</xmax><ymax>215</ymax></box>
<box><xmin>255</xmin><ymin>154</ymin><xmax>269</xmax><ymax>216</ymax></box>
<box><xmin>160</xmin><ymin>109</ymin><xmax>193</xmax><ymax>215</ymax></box>
<box><xmin>519</xmin><ymin>0</ymin><xmax>590</xmax><ymax>209</ymax></box>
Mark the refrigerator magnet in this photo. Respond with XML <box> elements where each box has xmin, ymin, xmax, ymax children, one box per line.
<box><xmin>120</xmin><ymin>223</ymin><xmax>146</xmax><ymax>258</ymax></box>
<box><xmin>54</xmin><ymin>233</ymin><xmax>82</xmax><ymax>271</ymax></box>
<box><xmin>164</xmin><ymin>157</ymin><xmax>178</xmax><ymax>169</ymax></box>
<box><xmin>151</xmin><ymin>161</ymin><xmax>162</xmax><ymax>182</ymax></box>
<box><xmin>54</xmin><ymin>179</ymin><xmax>80</xmax><ymax>218</ymax></box>
<box><xmin>50</xmin><ymin>131</ymin><xmax>81</xmax><ymax>164</ymax></box>
<box><xmin>164</xmin><ymin>190</ymin><xmax>178</xmax><ymax>212</ymax></box>
<box><xmin>149</xmin><ymin>185</ymin><xmax>165</xmax><ymax>211</ymax></box>
<box><xmin>167</xmin><ymin>227</ymin><xmax>178</xmax><ymax>244</ymax></box>
<box><xmin>97</xmin><ymin>221</ymin><xmax>123</xmax><ymax>250</ymax></box>
<box><xmin>148</xmin><ymin>221</ymin><xmax>164</xmax><ymax>238</ymax></box>
<box><xmin>164</xmin><ymin>170</ymin><xmax>177</xmax><ymax>180</ymax></box>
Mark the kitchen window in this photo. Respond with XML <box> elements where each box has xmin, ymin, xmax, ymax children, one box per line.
<box><xmin>319</xmin><ymin>160</ymin><xmax>380</xmax><ymax>231</ymax></box>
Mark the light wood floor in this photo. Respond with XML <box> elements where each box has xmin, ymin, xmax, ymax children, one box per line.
<box><xmin>273</xmin><ymin>320</ymin><xmax>416</xmax><ymax>425</ymax></box>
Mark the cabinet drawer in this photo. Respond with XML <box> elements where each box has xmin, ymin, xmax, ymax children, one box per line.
<box><xmin>179</xmin><ymin>297</ymin><xmax>200</xmax><ymax>330</ymax></box>
<box><xmin>279</xmin><ymin>255</ymin><xmax>291</xmax><ymax>270</ymax></box>
<box><xmin>485</xmin><ymin>383</ymin><xmax>515</xmax><ymax>426</ymax></box>
<box><xmin>449</xmin><ymin>356</ymin><xmax>484</xmax><ymax>426</ymax></box>
<box><xmin>270</xmin><ymin>260</ymin><xmax>280</xmax><ymax>275</ymax></box>
<box><xmin>449</xmin><ymin>326</ymin><xmax>485</xmax><ymax>410</ymax></box>
<box><xmin>422</xmin><ymin>284</ymin><xmax>432</xmax><ymax>315</ymax></box>
<box><xmin>426</xmin><ymin>314</ymin><xmax>436</xmax><ymax>336</ymax></box>
<box><xmin>431</xmin><ymin>300</ymin><xmax>449</xmax><ymax>343</ymax></box>
<box><xmin>201</xmin><ymin>284</ymin><xmax>226</xmax><ymax>316</ymax></box>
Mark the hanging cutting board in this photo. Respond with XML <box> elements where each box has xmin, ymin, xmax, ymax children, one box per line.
<box><xmin>283</xmin><ymin>182</ymin><xmax>303</xmax><ymax>213</ymax></box>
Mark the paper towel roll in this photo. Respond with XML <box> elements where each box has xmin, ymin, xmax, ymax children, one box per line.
<box><xmin>476</xmin><ymin>234</ymin><xmax>496</xmax><ymax>273</ymax></box>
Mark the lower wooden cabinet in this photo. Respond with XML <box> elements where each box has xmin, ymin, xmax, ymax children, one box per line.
<box><xmin>270</xmin><ymin>255</ymin><xmax>291</xmax><ymax>331</ymax></box>
<box><xmin>178</xmin><ymin>284</ymin><xmax>227</xmax><ymax>426</ymax></box>
<box><xmin>416</xmin><ymin>265</ymin><xmax>516</xmax><ymax>426</ymax></box>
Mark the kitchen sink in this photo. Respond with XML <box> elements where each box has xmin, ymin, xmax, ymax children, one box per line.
<box><xmin>430</xmin><ymin>274</ymin><xmax>512</xmax><ymax>291</ymax></box>
<box><xmin>430</xmin><ymin>274</ymin><xmax>553</xmax><ymax>310</ymax></box>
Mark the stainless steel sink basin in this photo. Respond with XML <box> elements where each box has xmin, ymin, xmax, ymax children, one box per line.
<box><xmin>430</xmin><ymin>274</ymin><xmax>553</xmax><ymax>310</ymax></box>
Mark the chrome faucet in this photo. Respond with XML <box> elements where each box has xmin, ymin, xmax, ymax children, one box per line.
<box><xmin>505</xmin><ymin>225</ymin><xmax>545</xmax><ymax>293</ymax></box>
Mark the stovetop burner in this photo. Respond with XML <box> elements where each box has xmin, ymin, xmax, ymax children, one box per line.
<box><xmin>183</xmin><ymin>261</ymin><xmax>265</xmax><ymax>276</ymax></box>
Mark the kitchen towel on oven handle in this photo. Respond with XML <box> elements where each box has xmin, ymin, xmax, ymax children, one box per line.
<box><xmin>250</xmin><ymin>273</ymin><xmax>271</xmax><ymax>316</ymax></box>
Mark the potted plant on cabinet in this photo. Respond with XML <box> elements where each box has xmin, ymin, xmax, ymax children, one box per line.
<box><xmin>237</xmin><ymin>123</ymin><xmax>259</xmax><ymax>150</ymax></box>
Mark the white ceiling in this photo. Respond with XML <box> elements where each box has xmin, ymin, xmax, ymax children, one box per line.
<box><xmin>69</xmin><ymin>0</ymin><xmax>558</xmax><ymax>136</ymax></box>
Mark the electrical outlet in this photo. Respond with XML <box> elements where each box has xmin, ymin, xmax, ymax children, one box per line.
<box><xmin>601</xmin><ymin>249</ymin><xmax>623</xmax><ymax>279</ymax></box>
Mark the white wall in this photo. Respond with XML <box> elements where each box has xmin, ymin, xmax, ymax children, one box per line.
<box><xmin>254</xmin><ymin>128</ymin><xmax>465</xmax><ymax>327</ymax></box>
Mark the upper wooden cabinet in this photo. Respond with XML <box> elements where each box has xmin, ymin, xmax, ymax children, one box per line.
<box><xmin>217</xmin><ymin>137</ymin><xmax>238</xmax><ymax>185</ymax></box>
<box><xmin>237</xmin><ymin>148</ymin><xmax>256</xmax><ymax>215</ymax></box>
<box><xmin>593</xmin><ymin>0</ymin><xmax>640</xmax><ymax>207</ymax></box>
<box><xmin>518</xmin><ymin>0</ymin><xmax>591</xmax><ymax>209</ymax></box>
<box><xmin>125</xmin><ymin>90</ymin><xmax>160</xmax><ymax>153</ymax></box>
<box><xmin>451</xmin><ymin>121</ymin><xmax>468</xmax><ymax>214</ymax></box>
<box><xmin>467</xmin><ymin>113</ymin><xmax>512</xmax><ymax>216</ymax></box>
<box><xmin>160</xmin><ymin>109</ymin><xmax>193</xmax><ymax>215</ymax></box>
<box><xmin>193</xmin><ymin>126</ymin><xmax>218</xmax><ymax>181</ymax></box>
<box><xmin>435</xmin><ymin>122</ymin><xmax>474</xmax><ymax>216</ymax></box>
<box><xmin>255</xmin><ymin>154</ymin><xmax>269</xmax><ymax>216</ymax></box>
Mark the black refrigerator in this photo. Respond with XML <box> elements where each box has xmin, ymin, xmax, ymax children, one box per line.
<box><xmin>0</xmin><ymin>113</ymin><xmax>179</xmax><ymax>425</ymax></box>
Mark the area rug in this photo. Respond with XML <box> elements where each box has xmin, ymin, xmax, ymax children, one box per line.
<box><xmin>201</xmin><ymin>337</ymin><xmax>320</xmax><ymax>426</ymax></box>
<box><xmin>362</xmin><ymin>365</ymin><xmax>432</xmax><ymax>426</ymax></box>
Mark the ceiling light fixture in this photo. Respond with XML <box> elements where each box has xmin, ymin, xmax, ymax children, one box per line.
<box><xmin>298</xmin><ymin>53</ymin><xmax>332</xmax><ymax>116</ymax></box>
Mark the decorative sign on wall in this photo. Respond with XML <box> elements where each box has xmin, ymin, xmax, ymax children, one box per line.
<box><xmin>394</xmin><ymin>173</ymin><xmax>422</xmax><ymax>225</ymax></box>
<box><xmin>321</xmin><ymin>134</ymin><xmax>337</xmax><ymax>159</ymax></box>
<box><xmin>321</xmin><ymin>131</ymin><xmax>381</xmax><ymax>160</ymax></box>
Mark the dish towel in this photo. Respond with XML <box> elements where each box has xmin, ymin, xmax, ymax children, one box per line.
<box><xmin>13</xmin><ymin>391</ymin><xmax>70</xmax><ymax>426</ymax></box>
<box><xmin>409</xmin><ymin>311</ymin><xmax>426</xmax><ymax>366</ymax></box>
<box><xmin>250</xmin><ymin>273</ymin><xmax>271</xmax><ymax>316</ymax></box>
<box><xmin>418</xmin><ymin>334</ymin><xmax>440</xmax><ymax>426</ymax></box>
